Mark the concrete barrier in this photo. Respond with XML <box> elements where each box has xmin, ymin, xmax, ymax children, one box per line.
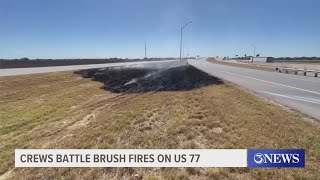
<box><xmin>278</xmin><ymin>67</ymin><xmax>319</xmax><ymax>77</ymax></box>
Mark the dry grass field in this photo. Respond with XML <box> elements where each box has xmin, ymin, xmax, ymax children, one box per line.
<box><xmin>0</xmin><ymin>66</ymin><xmax>319</xmax><ymax>179</ymax></box>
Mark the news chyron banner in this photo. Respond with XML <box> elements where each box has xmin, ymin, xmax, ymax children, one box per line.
<box><xmin>15</xmin><ymin>149</ymin><xmax>305</xmax><ymax>168</ymax></box>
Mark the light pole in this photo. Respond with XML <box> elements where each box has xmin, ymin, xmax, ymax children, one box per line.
<box><xmin>180</xmin><ymin>21</ymin><xmax>192</xmax><ymax>64</ymax></box>
<box><xmin>144</xmin><ymin>42</ymin><xmax>147</xmax><ymax>59</ymax></box>
<box><xmin>250</xmin><ymin>43</ymin><xmax>256</xmax><ymax>57</ymax></box>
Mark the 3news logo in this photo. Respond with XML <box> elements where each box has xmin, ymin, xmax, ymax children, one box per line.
<box><xmin>248</xmin><ymin>149</ymin><xmax>305</xmax><ymax>168</ymax></box>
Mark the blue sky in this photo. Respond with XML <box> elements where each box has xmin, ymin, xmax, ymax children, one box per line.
<box><xmin>1</xmin><ymin>0</ymin><xmax>320</xmax><ymax>59</ymax></box>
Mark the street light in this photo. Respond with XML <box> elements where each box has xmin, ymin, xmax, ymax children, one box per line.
<box><xmin>250</xmin><ymin>43</ymin><xmax>256</xmax><ymax>57</ymax></box>
<box><xmin>180</xmin><ymin>21</ymin><xmax>192</xmax><ymax>64</ymax></box>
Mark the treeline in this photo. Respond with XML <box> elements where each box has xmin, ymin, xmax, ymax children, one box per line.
<box><xmin>219</xmin><ymin>56</ymin><xmax>320</xmax><ymax>63</ymax></box>
<box><xmin>0</xmin><ymin>58</ymin><xmax>176</xmax><ymax>69</ymax></box>
<box><xmin>270</xmin><ymin>57</ymin><xmax>320</xmax><ymax>62</ymax></box>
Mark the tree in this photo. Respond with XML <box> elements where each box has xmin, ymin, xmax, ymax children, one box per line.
<box><xmin>20</xmin><ymin>57</ymin><xmax>29</xmax><ymax>60</ymax></box>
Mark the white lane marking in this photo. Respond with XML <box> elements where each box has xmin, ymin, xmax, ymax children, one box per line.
<box><xmin>206</xmin><ymin>65</ymin><xmax>320</xmax><ymax>96</ymax></box>
<box><xmin>294</xmin><ymin>96</ymin><xmax>320</xmax><ymax>103</ymax></box>
<box><xmin>260</xmin><ymin>91</ymin><xmax>320</xmax><ymax>105</ymax></box>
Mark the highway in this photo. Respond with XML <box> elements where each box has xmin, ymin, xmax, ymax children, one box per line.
<box><xmin>0</xmin><ymin>60</ymin><xmax>178</xmax><ymax>77</ymax></box>
<box><xmin>188</xmin><ymin>59</ymin><xmax>320</xmax><ymax>120</ymax></box>
<box><xmin>2</xmin><ymin>58</ymin><xmax>319</xmax><ymax>120</ymax></box>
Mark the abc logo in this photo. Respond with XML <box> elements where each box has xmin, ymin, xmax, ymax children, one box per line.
<box><xmin>254</xmin><ymin>153</ymin><xmax>265</xmax><ymax>164</ymax></box>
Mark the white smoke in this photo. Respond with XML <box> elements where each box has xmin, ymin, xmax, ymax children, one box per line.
<box><xmin>124</xmin><ymin>78</ymin><xmax>138</xmax><ymax>86</ymax></box>
<box><xmin>123</xmin><ymin>61</ymin><xmax>184</xmax><ymax>86</ymax></box>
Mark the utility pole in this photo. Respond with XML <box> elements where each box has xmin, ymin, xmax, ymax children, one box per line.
<box><xmin>144</xmin><ymin>42</ymin><xmax>147</xmax><ymax>59</ymax></box>
<box><xmin>179</xmin><ymin>21</ymin><xmax>192</xmax><ymax>64</ymax></box>
<box><xmin>182</xmin><ymin>44</ymin><xmax>184</xmax><ymax>58</ymax></box>
<box><xmin>250</xmin><ymin>43</ymin><xmax>256</xmax><ymax>57</ymax></box>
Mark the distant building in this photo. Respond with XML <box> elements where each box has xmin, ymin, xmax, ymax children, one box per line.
<box><xmin>250</xmin><ymin>57</ymin><xmax>273</xmax><ymax>63</ymax></box>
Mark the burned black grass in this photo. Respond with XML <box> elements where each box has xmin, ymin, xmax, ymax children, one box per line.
<box><xmin>75</xmin><ymin>65</ymin><xmax>223</xmax><ymax>93</ymax></box>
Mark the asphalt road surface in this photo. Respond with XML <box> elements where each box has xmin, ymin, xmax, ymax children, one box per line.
<box><xmin>188</xmin><ymin>59</ymin><xmax>320</xmax><ymax>120</ymax></box>
<box><xmin>0</xmin><ymin>60</ymin><xmax>178</xmax><ymax>77</ymax></box>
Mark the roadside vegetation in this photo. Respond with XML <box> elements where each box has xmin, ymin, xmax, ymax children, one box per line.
<box><xmin>0</xmin><ymin>67</ymin><xmax>319</xmax><ymax>179</ymax></box>
<box><xmin>272</xmin><ymin>56</ymin><xmax>320</xmax><ymax>62</ymax></box>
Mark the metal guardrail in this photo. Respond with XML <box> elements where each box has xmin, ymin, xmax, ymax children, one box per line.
<box><xmin>276</xmin><ymin>67</ymin><xmax>319</xmax><ymax>77</ymax></box>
